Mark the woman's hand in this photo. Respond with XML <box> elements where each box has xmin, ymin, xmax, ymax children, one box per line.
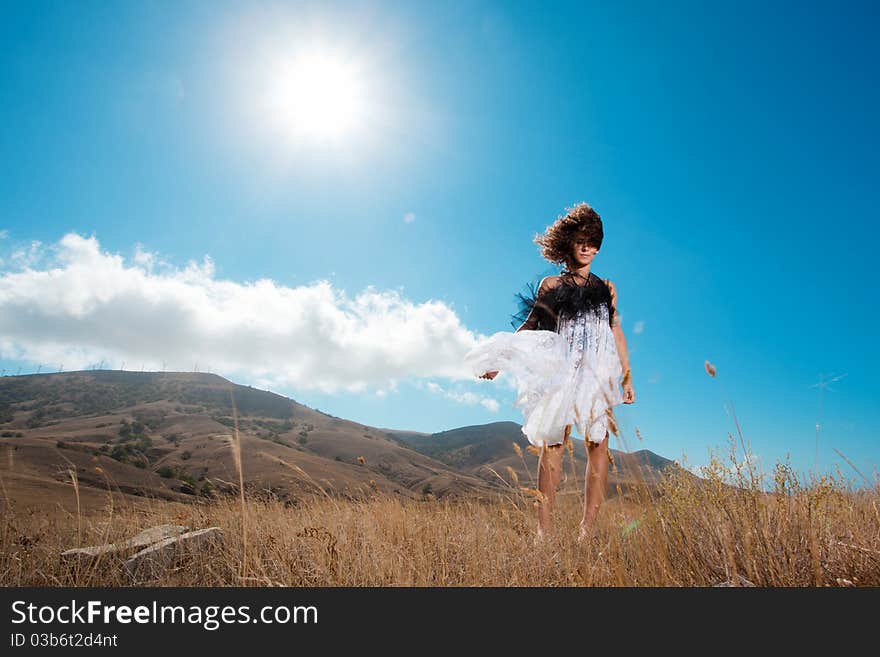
<box><xmin>480</xmin><ymin>371</ymin><xmax>499</xmax><ymax>380</ymax></box>
<box><xmin>622</xmin><ymin>382</ymin><xmax>636</xmax><ymax>404</ymax></box>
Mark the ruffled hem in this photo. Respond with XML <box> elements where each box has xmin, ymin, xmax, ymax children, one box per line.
<box><xmin>464</xmin><ymin>329</ymin><xmax>623</xmax><ymax>447</ymax></box>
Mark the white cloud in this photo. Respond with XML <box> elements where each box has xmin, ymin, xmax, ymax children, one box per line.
<box><xmin>633</xmin><ymin>320</ymin><xmax>644</xmax><ymax>334</ymax></box>
<box><xmin>10</xmin><ymin>240</ymin><xmax>43</xmax><ymax>269</ymax></box>
<box><xmin>0</xmin><ymin>233</ymin><xmax>487</xmax><ymax>394</ymax></box>
<box><xmin>423</xmin><ymin>380</ymin><xmax>500</xmax><ymax>412</ymax></box>
<box><xmin>132</xmin><ymin>243</ymin><xmax>165</xmax><ymax>271</ymax></box>
<box><xmin>403</xmin><ymin>212</ymin><xmax>416</xmax><ymax>224</ymax></box>
<box><xmin>0</xmin><ymin>230</ymin><xmax>9</xmax><ymax>240</ymax></box>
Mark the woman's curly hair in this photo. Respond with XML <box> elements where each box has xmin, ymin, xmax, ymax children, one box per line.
<box><xmin>534</xmin><ymin>202</ymin><xmax>604</xmax><ymax>266</ymax></box>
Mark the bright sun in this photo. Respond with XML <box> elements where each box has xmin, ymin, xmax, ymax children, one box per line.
<box><xmin>266</xmin><ymin>52</ymin><xmax>365</xmax><ymax>141</ymax></box>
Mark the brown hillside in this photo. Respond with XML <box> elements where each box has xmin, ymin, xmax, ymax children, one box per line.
<box><xmin>0</xmin><ymin>371</ymin><xmax>688</xmax><ymax>514</ymax></box>
<box><xmin>0</xmin><ymin>371</ymin><xmax>495</xmax><ymax>512</ymax></box>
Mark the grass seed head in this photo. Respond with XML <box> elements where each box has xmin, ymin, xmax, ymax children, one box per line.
<box><xmin>521</xmin><ymin>487</ymin><xmax>548</xmax><ymax>504</ymax></box>
<box><xmin>605</xmin><ymin>408</ymin><xmax>619</xmax><ymax>436</ymax></box>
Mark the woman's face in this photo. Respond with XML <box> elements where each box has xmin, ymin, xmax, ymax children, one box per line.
<box><xmin>570</xmin><ymin>232</ymin><xmax>599</xmax><ymax>268</ymax></box>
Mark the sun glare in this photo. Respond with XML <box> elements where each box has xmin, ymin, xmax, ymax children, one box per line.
<box><xmin>266</xmin><ymin>52</ymin><xmax>366</xmax><ymax>142</ymax></box>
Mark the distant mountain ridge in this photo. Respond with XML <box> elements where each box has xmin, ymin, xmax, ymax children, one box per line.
<box><xmin>0</xmin><ymin>371</ymin><xmax>688</xmax><ymax>511</ymax></box>
<box><xmin>390</xmin><ymin>421</ymin><xmax>684</xmax><ymax>487</ymax></box>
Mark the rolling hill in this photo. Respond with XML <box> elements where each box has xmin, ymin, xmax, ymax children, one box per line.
<box><xmin>0</xmin><ymin>371</ymin><xmax>687</xmax><ymax>512</ymax></box>
<box><xmin>389</xmin><ymin>421</ymin><xmax>683</xmax><ymax>489</ymax></box>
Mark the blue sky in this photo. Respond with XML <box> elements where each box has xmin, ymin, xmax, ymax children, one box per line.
<box><xmin>1</xmin><ymin>0</ymin><xmax>877</xmax><ymax>485</ymax></box>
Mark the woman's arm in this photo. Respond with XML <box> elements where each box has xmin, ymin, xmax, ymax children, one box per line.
<box><xmin>514</xmin><ymin>275</ymin><xmax>558</xmax><ymax>332</ymax></box>
<box><xmin>607</xmin><ymin>280</ymin><xmax>636</xmax><ymax>403</ymax></box>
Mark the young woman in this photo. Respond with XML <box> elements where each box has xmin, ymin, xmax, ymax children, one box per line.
<box><xmin>463</xmin><ymin>202</ymin><xmax>636</xmax><ymax>544</ymax></box>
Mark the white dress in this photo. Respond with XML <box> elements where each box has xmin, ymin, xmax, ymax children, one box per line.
<box><xmin>464</xmin><ymin>273</ymin><xmax>623</xmax><ymax>447</ymax></box>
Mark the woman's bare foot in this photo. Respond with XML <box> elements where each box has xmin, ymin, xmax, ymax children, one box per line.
<box><xmin>577</xmin><ymin>521</ymin><xmax>592</xmax><ymax>544</ymax></box>
<box><xmin>534</xmin><ymin>526</ymin><xmax>547</xmax><ymax>546</ymax></box>
<box><xmin>577</xmin><ymin>522</ymin><xmax>603</xmax><ymax>556</ymax></box>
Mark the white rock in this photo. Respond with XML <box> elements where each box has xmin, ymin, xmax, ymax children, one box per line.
<box><xmin>124</xmin><ymin>527</ymin><xmax>224</xmax><ymax>579</ymax></box>
<box><xmin>713</xmin><ymin>574</ymin><xmax>755</xmax><ymax>587</ymax></box>
<box><xmin>62</xmin><ymin>525</ymin><xmax>189</xmax><ymax>560</ymax></box>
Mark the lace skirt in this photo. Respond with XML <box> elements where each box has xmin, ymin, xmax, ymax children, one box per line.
<box><xmin>464</xmin><ymin>329</ymin><xmax>623</xmax><ymax>447</ymax></box>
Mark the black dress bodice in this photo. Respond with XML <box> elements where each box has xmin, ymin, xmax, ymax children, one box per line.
<box><xmin>510</xmin><ymin>271</ymin><xmax>616</xmax><ymax>331</ymax></box>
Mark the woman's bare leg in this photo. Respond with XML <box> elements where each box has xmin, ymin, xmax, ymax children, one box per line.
<box><xmin>536</xmin><ymin>425</ymin><xmax>571</xmax><ymax>538</ymax></box>
<box><xmin>579</xmin><ymin>429</ymin><xmax>610</xmax><ymax>539</ymax></box>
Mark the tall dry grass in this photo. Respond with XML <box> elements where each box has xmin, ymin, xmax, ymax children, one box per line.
<box><xmin>1</xmin><ymin>429</ymin><xmax>877</xmax><ymax>587</ymax></box>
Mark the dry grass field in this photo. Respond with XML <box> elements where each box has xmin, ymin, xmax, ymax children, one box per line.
<box><xmin>2</xmin><ymin>435</ymin><xmax>877</xmax><ymax>587</ymax></box>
